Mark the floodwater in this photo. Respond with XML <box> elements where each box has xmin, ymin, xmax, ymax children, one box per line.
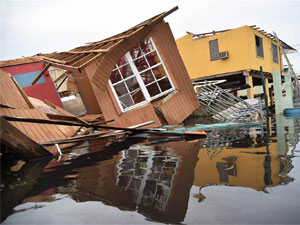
<box><xmin>1</xmin><ymin>115</ymin><xmax>300</xmax><ymax>224</ymax></box>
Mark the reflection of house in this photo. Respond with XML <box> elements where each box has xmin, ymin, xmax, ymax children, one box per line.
<box><xmin>193</xmin><ymin>142</ymin><xmax>293</xmax><ymax>192</ymax></box>
<box><xmin>72</xmin><ymin>140</ymin><xmax>202</xmax><ymax>224</ymax></box>
<box><xmin>0</xmin><ymin>57</ymin><xmax>63</xmax><ymax>108</ymax></box>
<box><xmin>176</xmin><ymin>25</ymin><xmax>297</xmax><ymax>101</ymax></box>
<box><xmin>39</xmin><ymin>7</ymin><xmax>200</xmax><ymax>127</ymax></box>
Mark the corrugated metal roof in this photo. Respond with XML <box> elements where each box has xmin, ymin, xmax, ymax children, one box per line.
<box><xmin>188</xmin><ymin>25</ymin><xmax>297</xmax><ymax>53</ymax></box>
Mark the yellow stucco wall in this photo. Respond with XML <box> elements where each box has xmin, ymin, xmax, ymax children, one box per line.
<box><xmin>176</xmin><ymin>26</ymin><xmax>282</xmax><ymax>80</ymax></box>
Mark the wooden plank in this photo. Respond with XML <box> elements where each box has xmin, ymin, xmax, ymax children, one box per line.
<box><xmin>46</xmin><ymin>113</ymin><xmax>82</xmax><ymax>122</ymax></box>
<box><xmin>42</xmin><ymin>120</ymin><xmax>154</xmax><ymax>146</ymax></box>
<box><xmin>0</xmin><ymin>117</ymin><xmax>52</xmax><ymax>160</ymax></box>
<box><xmin>41</xmin><ymin>130</ymin><xmax>115</xmax><ymax>145</ymax></box>
<box><xmin>53</xmin><ymin>71</ymin><xmax>69</xmax><ymax>83</ymax></box>
<box><xmin>31</xmin><ymin>63</ymin><xmax>51</xmax><ymax>85</ymax></box>
<box><xmin>66</xmin><ymin>49</ymin><xmax>109</xmax><ymax>54</ymax></box>
<box><xmin>42</xmin><ymin>57</ymin><xmax>68</xmax><ymax>65</ymax></box>
<box><xmin>44</xmin><ymin>100</ymin><xmax>91</xmax><ymax>125</ymax></box>
<box><xmin>1</xmin><ymin>115</ymin><xmax>152</xmax><ymax>133</ymax></box>
<box><xmin>80</xmin><ymin>114</ymin><xmax>103</xmax><ymax>122</ymax></box>
<box><xmin>42</xmin><ymin>60</ymin><xmax>80</xmax><ymax>72</ymax></box>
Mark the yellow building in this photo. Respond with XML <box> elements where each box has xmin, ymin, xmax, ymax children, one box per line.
<box><xmin>176</xmin><ymin>25</ymin><xmax>296</xmax><ymax>100</ymax></box>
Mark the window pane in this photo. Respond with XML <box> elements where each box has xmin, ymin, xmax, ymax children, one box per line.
<box><xmin>131</xmin><ymin>89</ymin><xmax>145</xmax><ymax>104</ymax></box>
<box><xmin>145</xmin><ymin>52</ymin><xmax>160</xmax><ymax>67</ymax></box>
<box><xmin>134</xmin><ymin>57</ymin><xmax>149</xmax><ymax>72</ymax></box>
<box><xmin>110</xmin><ymin>69</ymin><xmax>122</xmax><ymax>84</ymax></box>
<box><xmin>119</xmin><ymin>94</ymin><xmax>134</xmax><ymax>109</ymax></box>
<box><xmin>119</xmin><ymin>64</ymin><xmax>133</xmax><ymax>79</ymax></box>
<box><xmin>141</xmin><ymin>70</ymin><xmax>155</xmax><ymax>85</ymax></box>
<box><xmin>114</xmin><ymin>82</ymin><xmax>128</xmax><ymax>97</ymax></box>
<box><xmin>141</xmin><ymin>38</ymin><xmax>154</xmax><ymax>54</ymax></box>
<box><xmin>117</xmin><ymin>55</ymin><xmax>128</xmax><ymax>67</ymax></box>
<box><xmin>152</xmin><ymin>65</ymin><xmax>167</xmax><ymax>80</ymax></box>
<box><xmin>146</xmin><ymin>82</ymin><xmax>161</xmax><ymax>97</ymax></box>
<box><xmin>130</xmin><ymin>45</ymin><xmax>141</xmax><ymax>60</ymax></box>
<box><xmin>125</xmin><ymin>77</ymin><xmax>140</xmax><ymax>92</ymax></box>
<box><xmin>158</xmin><ymin>77</ymin><xmax>172</xmax><ymax>92</ymax></box>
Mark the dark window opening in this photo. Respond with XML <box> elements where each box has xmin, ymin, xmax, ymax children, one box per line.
<box><xmin>255</xmin><ymin>35</ymin><xmax>264</xmax><ymax>58</ymax></box>
<box><xmin>272</xmin><ymin>43</ymin><xmax>279</xmax><ymax>63</ymax></box>
<box><xmin>209</xmin><ymin>39</ymin><xmax>220</xmax><ymax>61</ymax></box>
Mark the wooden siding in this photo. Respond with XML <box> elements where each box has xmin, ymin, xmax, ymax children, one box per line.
<box><xmin>0</xmin><ymin>108</ymin><xmax>67</xmax><ymax>144</ymax></box>
<box><xmin>151</xmin><ymin>22</ymin><xmax>200</xmax><ymax>124</ymax></box>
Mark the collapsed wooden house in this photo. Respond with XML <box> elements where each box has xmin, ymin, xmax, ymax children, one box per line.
<box><xmin>38</xmin><ymin>6</ymin><xmax>200</xmax><ymax>128</ymax></box>
<box><xmin>0</xmin><ymin>69</ymin><xmax>126</xmax><ymax>160</ymax></box>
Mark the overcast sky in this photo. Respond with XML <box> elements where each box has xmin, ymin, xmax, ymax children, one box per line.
<box><xmin>0</xmin><ymin>0</ymin><xmax>299</xmax><ymax>73</ymax></box>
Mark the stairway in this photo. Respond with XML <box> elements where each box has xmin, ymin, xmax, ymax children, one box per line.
<box><xmin>194</xmin><ymin>81</ymin><xmax>261</xmax><ymax>122</ymax></box>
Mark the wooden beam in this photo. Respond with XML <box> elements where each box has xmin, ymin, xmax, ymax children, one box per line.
<box><xmin>43</xmin><ymin>100</ymin><xmax>90</xmax><ymax>125</ymax></box>
<box><xmin>53</xmin><ymin>71</ymin><xmax>69</xmax><ymax>83</ymax></box>
<box><xmin>42</xmin><ymin>56</ymin><xmax>68</xmax><ymax>65</ymax></box>
<box><xmin>1</xmin><ymin>115</ymin><xmax>152</xmax><ymax>133</ymax></box>
<box><xmin>0</xmin><ymin>117</ymin><xmax>53</xmax><ymax>160</ymax></box>
<box><xmin>66</xmin><ymin>49</ymin><xmax>109</xmax><ymax>54</ymax></box>
<box><xmin>46</xmin><ymin>113</ymin><xmax>82</xmax><ymax>122</ymax></box>
<box><xmin>41</xmin><ymin>130</ymin><xmax>119</xmax><ymax>145</ymax></box>
<box><xmin>42</xmin><ymin>60</ymin><xmax>80</xmax><ymax>73</ymax></box>
<box><xmin>31</xmin><ymin>63</ymin><xmax>51</xmax><ymax>85</ymax></box>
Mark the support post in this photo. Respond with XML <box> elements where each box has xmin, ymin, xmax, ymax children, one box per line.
<box><xmin>72</xmin><ymin>70</ymin><xmax>102</xmax><ymax>114</ymax></box>
<box><xmin>245</xmin><ymin>73</ymin><xmax>254</xmax><ymax>99</ymax></box>
<box><xmin>264</xmin><ymin>78</ymin><xmax>270</xmax><ymax>105</ymax></box>
<box><xmin>272</xmin><ymin>71</ymin><xmax>293</xmax><ymax>114</ymax></box>
<box><xmin>260</xmin><ymin>67</ymin><xmax>269</xmax><ymax>115</ymax></box>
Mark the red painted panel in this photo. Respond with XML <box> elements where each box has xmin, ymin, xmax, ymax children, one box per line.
<box><xmin>1</xmin><ymin>62</ymin><xmax>63</xmax><ymax>108</ymax></box>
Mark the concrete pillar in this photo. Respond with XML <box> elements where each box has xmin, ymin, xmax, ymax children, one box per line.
<box><xmin>285</xmin><ymin>72</ymin><xmax>293</xmax><ymax>101</ymax></box>
<box><xmin>245</xmin><ymin>75</ymin><xmax>254</xmax><ymax>99</ymax></box>
<box><xmin>272</xmin><ymin>71</ymin><xmax>293</xmax><ymax>115</ymax></box>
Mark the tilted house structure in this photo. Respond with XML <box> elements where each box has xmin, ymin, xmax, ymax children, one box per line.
<box><xmin>39</xmin><ymin>6</ymin><xmax>199</xmax><ymax>128</ymax></box>
<box><xmin>176</xmin><ymin>25</ymin><xmax>297</xmax><ymax>101</ymax></box>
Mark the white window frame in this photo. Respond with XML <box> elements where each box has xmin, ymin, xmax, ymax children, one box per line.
<box><xmin>109</xmin><ymin>37</ymin><xmax>175</xmax><ymax>113</ymax></box>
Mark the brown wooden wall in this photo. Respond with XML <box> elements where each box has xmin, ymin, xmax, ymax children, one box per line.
<box><xmin>151</xmin><ymin>22</ymin><xmax>200</xmax><ymax>124</ymax></box>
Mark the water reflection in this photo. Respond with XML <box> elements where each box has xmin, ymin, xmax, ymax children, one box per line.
<box><xmin>1</xmin><ymin>115</ymin><xmax>300</xmax><ymax>224</ymax></box>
